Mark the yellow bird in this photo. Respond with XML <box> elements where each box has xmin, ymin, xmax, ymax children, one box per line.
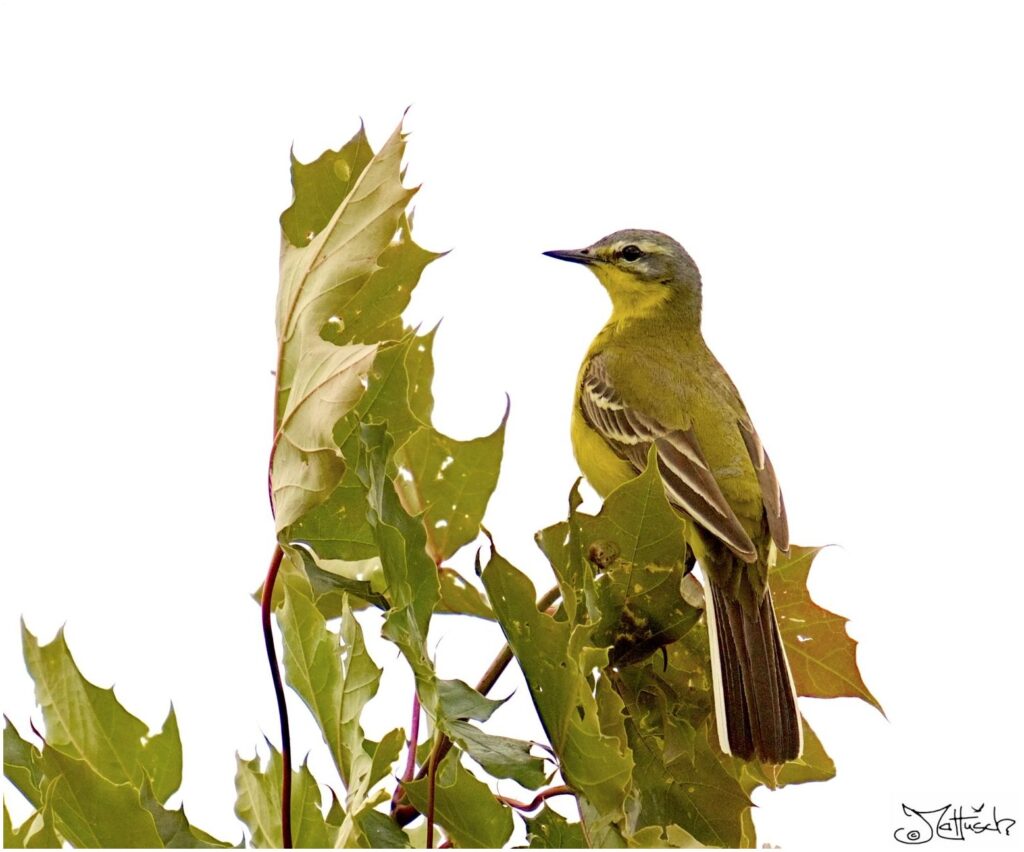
<box><xmin>545</xmin><ymin>229</ymin><xmax>802</xmax><ymax>763</ymax></box>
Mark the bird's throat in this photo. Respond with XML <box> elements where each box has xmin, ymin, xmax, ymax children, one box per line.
<box><xmin>603</xmin><ymin>278</ymin><xmax>702</xmax><ymax>334</ymax></box>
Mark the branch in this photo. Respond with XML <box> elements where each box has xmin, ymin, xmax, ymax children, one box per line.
<box><xmin>426</xmin><ymin>732</ymin><xmax>440</xmax><ymax>848</ymax></box>
<box><xmin>391</xmin><ymin>692</ymin><xmax>422</xmax><ymax>809</ymax></box>
<box><xmin>497</xmin><ymin>784</ymin><xmax>574</xmax><ymax>812</ymax></box>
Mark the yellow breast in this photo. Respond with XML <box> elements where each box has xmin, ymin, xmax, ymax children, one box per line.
<box><xmin>570</xmin><ymin>404</ymin><xmax>636</xmax><ymax>497</ymax></box>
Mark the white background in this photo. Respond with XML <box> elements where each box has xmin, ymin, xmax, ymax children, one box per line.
<box><xmin>3</xmin><ymin>2</ymin><xmax>1023</xmax><ymax>849</ymax></box>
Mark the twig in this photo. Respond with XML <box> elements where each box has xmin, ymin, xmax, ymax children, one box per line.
<box><xmin>496</xmin><ymin>784</ymin><xmax>574</xmax><ymax>812</ymax></box>
<box><xmin>426</xmin><ymin>733</ymin><xmax>440</xmax><ymax>848</ymax></box>
<box><xmin>260</xmin><ymin>545</ymin><xmax>292</xmax><ymax>848</ymax></box>
<box><xmin>392</xmin><ymin>693</ymin><xmax>422</xmax><ymax>808</ymax></box>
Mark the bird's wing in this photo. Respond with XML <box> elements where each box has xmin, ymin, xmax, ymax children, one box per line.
<box><xmin>581</xmin><ymin>355</ymin><xmax>757</xmax><ymax>561</ymax></box>
<box><xmin>737</xmin><ymin>419</ymin><xmax>790</xmax><ymax>552</ymax></box>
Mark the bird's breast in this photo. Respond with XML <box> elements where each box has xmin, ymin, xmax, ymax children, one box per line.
<box><xmin>571</xmin><ymin>404</ymin><xmax>636</xmax><ymax>497</ymax></box>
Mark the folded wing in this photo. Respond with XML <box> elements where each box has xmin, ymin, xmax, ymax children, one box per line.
<box><xmin>580</xmin><ymin>355</ymin><xmax>758</xmax><ymax>561</ymax></box>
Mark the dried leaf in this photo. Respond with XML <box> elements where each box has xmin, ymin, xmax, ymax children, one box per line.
<box><xmin>772</xmin><ymin>546</ymin><xmax>883</xmax><ymax>712</ymax></box>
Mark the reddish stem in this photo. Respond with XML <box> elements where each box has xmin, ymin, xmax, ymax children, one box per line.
<box><xmin>391</xmin><ymin>692</ymin><xmax>421</xmax><ymax>808</ymax></box>
<box><xmin>496</xmin><ymin>785</ymin><xmax>574</xmax><ymax>812</ymax></box>
<box><xmin>426</xmin><ymin>740</ymin><xmax>439</xmax><ymax>848</ymax></box>
<box><xmin>261</xmin><ymin>545</ymin><xmax>292</xmax><ymax>848</ymax></box>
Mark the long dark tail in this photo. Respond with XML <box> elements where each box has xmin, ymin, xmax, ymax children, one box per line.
<box><xmin>705</xmin><ymin>581</ymin><xmax>802</xmax><ymax>763</ymax></box>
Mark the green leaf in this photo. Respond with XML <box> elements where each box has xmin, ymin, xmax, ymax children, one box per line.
<box><xmin>21</xmin><ymin>623</ymin><xmax>179</xmax><ymax>796</ymax></box>
<box><xmin>534</xmin><ymin>481</ymin><xmax>586</xmax><ymax>624</ymax></box>
<box><xmin>353</xmin><ymin>808</ymin><xmax>411</xmax><ymax>848</ymax></box>
<box><xmin>3</xmin><ymin>806</ymin><xmax>15</xmax><ymax>849</ymax></box>
<box><xmin>445</xmin><ymin>720</ymin><xmax>547</xmax><ymax>789</ymax></box>
<box><xmin>740</xmin><ymin>718</ymin><xmax>836</xmax><ymax>790</ymax></box>
<box><xmin>419</xmin><ymin>679</ymin><xmax>548</xmax><ymax>791</ymax></box>
<box><xmin>286</xmin><ymin>332</ymin><xmax>433</xmax><ymax>563</ymax></box>
<box><xmin>288</xmin><ymin>325</ymin><xmax>505</xmax><ymax>568</ymax></box>
<box><xmin>4</xmin><ymin>716</ymin><xmax>43</xmax><ymax>809</ymax></box>
<box><xmin>139</xmin><ymin>705</ymin><xmax>183</xmax><ymax>803</ymax></box>
<box><xmin>436</xmin><ymin>567</ymin><xmax>495</xmax><ymax>620</ymax></box>
<box><xmin>291</xmin><ymin>762</ymin><xmax>331</xmax><ymax>850</ymax></box>
<box><xmin>393</xmin><ymin>404</ymin><xmax>508</xmax><ymax>562</ymax></box>
<box><xmin>280</xmin><ymin>124</ymin><xmax>374</xmax><ymax>248</ymax></box>
<box><xmin>627</xmin><ymin>822</ymin><xmax>706</xmax><ymax>848</ymax></box>
<box><xmin>659</xmin><ymin>621</ymin><xmax>717</xmax><ymax>728</ymax></box>
<box><xmin>333</xmin><ymin>337</ymin><xmax>418</xmax><ymax>457</ymax></box>
<box><xmin>39</xmin><ymin>746</ymin><xmax>163</xmax><ymax>848</ymax></box>
<box><xmin>771</xmin><ymin>546</ymin><xmax>883</xmax><ymax>712</ymax></box>
<box><xmin>296</xmin><ymin>324</ymin><xmax>505</xmax><ymax>569</ymax></box>
<box><xmin>233</xmin><ymin>751</ymin><xmax>280</xmax><ymax>849</ymax></box>
<box><xmin>403</xmin><ymin>751</ymin><xmax>512</xmax><ymax>848</ymax></box>
<box><xmin>278</xmin><ymin>569</ymin><xmax>382</xmax><ymax>788</ymax></box>
<box><xmin>617</xmin><ymin>645</ymin><xmax>751</xmax><ymax>846</ymax></box>
<box><xmin>358</xmin><ymin>422</ymin><xmax>441</xmax><ymax>710</ymax></box>
<box><xmin>319</xmin><ymin>222</ymin><xmax>442</xmax><ymax>348</ymax></box>
<box><xmin>402</xmin><ymin>820</ymin><xmax>431</xmax><ymax>850</ymax></box>
<box><xmin>607</xmin><ymin>616</ymin><xmax>755</xmax><ymax>846</ymax></box>
<box><xmin>480</xmin><ymin>547</ymin><xmax>633</xmax><ymax>820</ymax></box>
<box><xmin>286</xmin><ymin>478</ymin><xmax>378</xmax><ymax>563</ymax></box>
<box><xmin>578</xmin><ymin>447</ymin><xmax>693</xmax><ymax>569</ymax></box>
<box><xmin>234</xmin><ymin>745</ymin><xmax>329</xmax><ymax>849</ymax></box>
<box><xmin>594</xmin><ymin>674</ymin><xmax>630</xmax><ymax>754</ymax></box>
<box><xmin>590</xmin><ymin>558</ymin><xmax>701</xmax><ymax>667</ymax></box>
<box><xmin>625</xmin><ymin>713</ymin><xmax>749</xmax><ymax>849</ymax></box>
<box><xmin>4</xmin><ymin>804</ymin><xmax>60</xmax><ymax>849</ymax></box>
<box><xmin>662</xmin><ymin>824</ymin><xmax>706</xmax><ymax>848</ymax></box>
<box><xmin>536</xmin><ymin>456</ymin><xmax>695</xmax><ymax>656</ymax></box>
<box><xmin>139</xmin><ymin>780</ymin><xmax>234</xmax><ymax>848</ymax></box>
<box><xmin>325</xmin><ymin>790</ymin><xmax>345</xmax><ymax>830</ymax></box>
<box><xmin>365</xmin><ymin>727</ymin><xmax>405</xmax><ymax>792</ymax></box>
<box><xmin>436</xmin><ymin>678</ymin><xmax>505</xmax><ymax>723</ymax></box>
<box><xmin>292</xmin><ymin>544</ymin><xmax>389</xmax><ymax>613</ymax></box>
<box><xmin>330</xmin><ymin>729</ymin><xmax>401</xmax><ymax>847</ymax></box>
<box><xmin>524</xmin><ymin>805</ymin><xmax>587</xmax><ymax>848</ymax></box>
<box><xmin>404</xmin><ymin>324</ymin><xmax>437</xmax><ymax>424</ymax></box>
<box><xmin>537</xmin><ymin>451</ymin><xmax>691</xmax><ymax>596</ymax></box>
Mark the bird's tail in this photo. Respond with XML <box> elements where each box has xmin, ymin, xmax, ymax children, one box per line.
<box><xmin>704</xmin><ymin>580</ymin><xmax>803</xmax><ymax>763</ymax></box>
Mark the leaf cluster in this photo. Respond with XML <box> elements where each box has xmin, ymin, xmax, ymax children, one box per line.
<box><xmin>253</xmin><ymin>119</ymin><xmax>525</xmax><ymax>848</ymax></box>
<box><xmin>5</xmin><ymin>627</ymin><xmax>233</xmax><ymax>848</ymax></box>
<box><xmin>482</xmin><ymin>459</ymin><xmax>873</xmax><ymax>847</ymax></box>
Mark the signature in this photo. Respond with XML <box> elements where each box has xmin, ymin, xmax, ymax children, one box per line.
<box><xmin>894</xmin><ymin>803</ymin><xmax>1016</xmax><ymax>844</ymax></box>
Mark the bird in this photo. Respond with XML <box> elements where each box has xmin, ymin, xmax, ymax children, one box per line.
<box><xmin>544</xmin><ymin>229</ymin><xmax>802</xmax><ymax>763</ymax></box>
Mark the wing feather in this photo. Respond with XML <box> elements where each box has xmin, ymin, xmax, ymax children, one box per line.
<box><xmin>738</xmin><ymin>420</ymin><xmax>789</xmax><ymax>552</ymax></box>
<box><xmin>580</xmin><ymin>356</ymin><xmax>757</xmax><ymax>561</ymax></box>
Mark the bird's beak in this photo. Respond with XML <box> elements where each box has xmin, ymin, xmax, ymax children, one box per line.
<box><xmin>542</xmin><ymin>248</ymin><xmax>597</xmax><ymax>266</ymax></box>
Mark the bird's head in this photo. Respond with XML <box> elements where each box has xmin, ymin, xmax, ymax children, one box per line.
<box><xmin>544</xmin><ymin>229</ymin><xmax>702</xmax><ymax>323</ymax></box>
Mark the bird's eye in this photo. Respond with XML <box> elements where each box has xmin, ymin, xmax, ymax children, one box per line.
<box><xmin>621</xmin><ymin>245</ymin><xmax>643</xmax><ymax>262</ymax></box>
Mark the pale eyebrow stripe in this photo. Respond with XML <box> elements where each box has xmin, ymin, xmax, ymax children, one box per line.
<box><xmin>637</xmin><ymin>240</ymin><xmax>667</xmax><ymax>254</ymax></box>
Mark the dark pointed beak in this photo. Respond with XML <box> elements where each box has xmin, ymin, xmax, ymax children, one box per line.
<box><xmin>542</xmin><ymin>248</ymin><xmax>597</xmax><ymax>265</ymax></box>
